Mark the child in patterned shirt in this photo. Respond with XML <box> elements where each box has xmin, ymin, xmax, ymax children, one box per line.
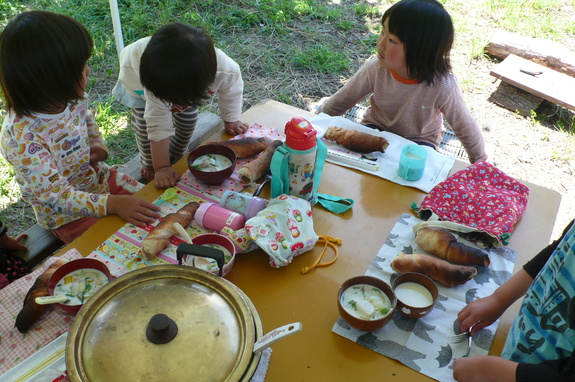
<box><xmin>0</xmin><ymin>11</ymin><xmax>160</xmax><ymax>244</ymax></box>
<box><xmin>454</xmin><ymin>219</ymin><xmax>575</xmax><ymax>381</ymax></box>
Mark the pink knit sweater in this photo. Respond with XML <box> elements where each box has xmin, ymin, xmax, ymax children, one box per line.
<box><xmin>319</xmin><ymin>57</ymin><xmax>487</xmax><ymax>163</ymax></box>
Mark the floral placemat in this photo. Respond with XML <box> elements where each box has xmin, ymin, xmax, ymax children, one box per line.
<box><xmin>332</xmin><ymin>213</ymin><xmax>518</xmax><ymax>382</ymax></box>
<box><xmin>91</xmin><ymin>123</ymin><xmax>280</xmax><ymax>271</ymax></box>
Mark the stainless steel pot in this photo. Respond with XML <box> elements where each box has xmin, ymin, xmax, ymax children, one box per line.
<box><xmin>66</xmin><ymin>265</ymin><xmax>263</xmax><ymax>382</ymax></box>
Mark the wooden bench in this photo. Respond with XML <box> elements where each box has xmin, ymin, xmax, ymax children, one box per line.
<box><xmin>490</xmin><ymin>54</ymin><xmax>575</xmax><ymax>113</ymax></box>
<box><xmin>18</xmin><ymin>110</ymin><xmax>223</xmax><ymax>268</ymax></box>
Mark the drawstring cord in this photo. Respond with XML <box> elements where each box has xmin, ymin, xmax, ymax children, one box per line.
<box><xmin>301</xmin><ymin>235</ymin><xmax>341</xmax><ymax>274</ymax></box>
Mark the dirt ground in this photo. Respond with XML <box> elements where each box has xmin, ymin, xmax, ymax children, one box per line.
<box><xmin>454</xmin><ymin>54</ymin><xmax>575</xmax><ymax>241</ymax></box>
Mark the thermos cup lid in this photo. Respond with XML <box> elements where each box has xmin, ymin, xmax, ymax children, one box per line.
<box><xmin>285</xmin><ymin>116</ymin><xmax>317</xmax><ymax>150</ymax></box>
<box><xmin>194</xmin><ymin>202</ymin><xmax>214</xmax><ymax>228</ymax></box>
<box><xmin>244</xmin><ymin>197</ymin><xmax>267</xmax><ymax>220</ymax></box>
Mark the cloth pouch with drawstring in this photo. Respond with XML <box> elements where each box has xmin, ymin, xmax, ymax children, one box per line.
<box><xmin>244</xmin><ymin>194</ymin><xmax>339</xmax><ymax>269</ymax></box>
<box><xmin>414</xmin><ymin>161</ymin><xmax>530</xmax><ymax>247</ymax></box>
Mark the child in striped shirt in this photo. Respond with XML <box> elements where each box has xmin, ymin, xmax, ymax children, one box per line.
<box><xmin>318</xmin><ymin>0</ymin><xmax>487</xmax><ymax>164</ymax></box>
<box><xmin>113</xmin><ymin>23</ymin><xmax>249</xmax><ymax>188</ymax></box>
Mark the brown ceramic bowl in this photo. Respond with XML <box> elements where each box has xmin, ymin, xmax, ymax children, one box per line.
<box><xmin>337</xmin><ymin>275</ymin><xmax>397</xmax><ymax>332</ymax></box>
<box><xmin>188</xmin><ymin>144</ymin><xmax>237</xmax><ymax>185</ymax></box>
<box><xmin>392</xmin><ymin>272</ymin><xmax>438</xmax><ymax>319</ymax></box>
<box><xmin>47</xmin><ymin>258</ymin><xmax>113</xmax><ymax>315</ymax></box>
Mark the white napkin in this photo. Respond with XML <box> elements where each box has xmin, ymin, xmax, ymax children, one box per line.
<box><xmin>310</xmin><ymin>114</ymin><xmax>455</xmax><ymax>193</ymax></box>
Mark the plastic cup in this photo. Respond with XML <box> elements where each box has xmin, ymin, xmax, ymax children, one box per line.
<box><xmin>398</xmin><ymin>144</ymin><xmax>428</xmax><ymax>181</ymax></box>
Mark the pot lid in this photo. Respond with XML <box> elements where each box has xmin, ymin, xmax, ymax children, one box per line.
<box><xmin>66</xmin><ymin>265</ymin><xmax>262</xmax><ymax>382</ymax></box>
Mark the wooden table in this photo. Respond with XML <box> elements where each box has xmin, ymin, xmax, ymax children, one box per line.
<box><xmin>59</xmin><ymin>99</ymin><xmax>561</xmax><ymax>381</ymax></box>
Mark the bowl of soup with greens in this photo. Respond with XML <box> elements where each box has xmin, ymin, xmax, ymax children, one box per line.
<box><xmin>188</xmin><ymin>144</ymin><xmax>237</xmax><ymax>185</ymax></box>
<box><xmin>338</xmin><ymin>275</ymin><xmax>397</xmax><ymax>332</ymax></box>
<box><xmin>47</xmin><ymin>258</ymin><xmax>113</xmax><ymax>315</ymax></box>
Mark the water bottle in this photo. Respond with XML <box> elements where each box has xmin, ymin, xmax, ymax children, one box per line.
<box><xmin>284</xmin><ymin>117</ymin><xmax>318</xmax><ymax>203</ymax></box>
<box><xmin>195</xmin><ymin>202</ymin><xmax>245</xmax><ymax>232</ymax></box>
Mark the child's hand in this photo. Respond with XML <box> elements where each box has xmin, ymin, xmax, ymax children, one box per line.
<box><xmin>453</xmin><ymin>355</ymin><xmax>517</xmax><ymax>382</ymax></box>
<box><xmin>224</xmin><ymin>120</ymin><xmax>249</xmax><ymax>136</ymax></box>
<box><xmin>89</xmin><ymin>145</ymin><xmax>108</xmax><ymax>165</ymax></box>
<box><xmin>457</xmin><ymin>294</ymin><xmax>507</xmax><ymax>334</ymax></box>
<box><xmin>107</xmin><ymin>195</ymin><xmax>161</xmax><ymax>227</ymax></box>
<box><xmin>154</xmin><ymin>167</ymin><xmax>180</xmax><ymax>189</ymax></box>
<box><xmin>0</xmin><ymin>233</ymin><xmax>28</xmax><ymax>252</ymax></box>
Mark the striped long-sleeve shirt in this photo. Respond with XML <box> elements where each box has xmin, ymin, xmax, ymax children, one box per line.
<box><xmin>319</xmin><ymin>57</ymin><xmax>487</xmax><ymax>163</ymax></box>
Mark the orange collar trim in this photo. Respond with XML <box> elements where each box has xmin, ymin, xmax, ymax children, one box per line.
<box><xmin>391</xmin><ymin>69</ymin><xmax>421</xmax><ymax>85</ymax></box>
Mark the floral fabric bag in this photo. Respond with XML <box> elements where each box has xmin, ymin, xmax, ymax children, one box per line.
<box><xmin>244</xmin><ymin>194</ymin><xmax>318</xmax><ymax>268</ymax></box>
<box><xmin>414</xmin><ymin>161</ymin><xmax>530</xmax><ymax>247</ymax></box>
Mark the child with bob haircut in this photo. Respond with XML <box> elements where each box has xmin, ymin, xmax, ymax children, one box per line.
<box><xmin>318</xmin><ymin>0</ymin><xmax>487</xmax><ymax>164</ymax></box>
<box><xmin>113</xmin><ymin>23</ymin><xmax>249</xmax><ymax>188</ymax></box>
<box><xmin>0</xmin><ymin>11</ymin><xmax>160</xmax><ymax>244</ymax></box>
<box><xmin>454</xmin><ymin>218</ymin><xmax>575</xmax><ymax>381</ymax></box>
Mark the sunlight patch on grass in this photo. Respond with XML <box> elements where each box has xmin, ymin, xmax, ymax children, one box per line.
<box><xmin>290</xmin><ymin>45</ymin><xmax>349</xmax><ymax>73</ymax></box>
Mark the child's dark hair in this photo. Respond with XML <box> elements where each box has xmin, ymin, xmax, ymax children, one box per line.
<box><xmin>0</xmin><ymin>11</ymin><xmax>93</xmax><ymax>116</ymax></box>
<box><xmin>140</xmin><ymin>23</ymin><xmax>217</xmax><ymax>107</ymax></box>
<box><xmin>383</xmin><ymin>0</ymin><xmax>453</xmax><ymax>84</ymax></box>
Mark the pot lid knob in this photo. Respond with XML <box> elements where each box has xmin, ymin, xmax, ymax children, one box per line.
<box><xmin>146</xmin><ymin>313</ymin><xmax>178</xmax><ymax>344</ymax></box>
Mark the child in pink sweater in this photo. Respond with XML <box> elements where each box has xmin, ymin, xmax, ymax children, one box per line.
<box><xmin>318</xmin><ymin>0</ymin><xmax>487</xmax><ymax>163</ymax></box>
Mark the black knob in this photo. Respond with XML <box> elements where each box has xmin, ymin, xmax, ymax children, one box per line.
<box><xmin>146</xmin><ymin>313</ymin><xmax>178</xmax><ymax>344</ymax></box>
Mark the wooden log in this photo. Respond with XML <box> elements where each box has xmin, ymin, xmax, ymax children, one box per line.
<box><xmin>485</xmin><ymin>29</ymin><xmax>575</xmax><ymax>78</ymax></box>
<box><xmin>488</xmin><ymin>81</ymin><xmax>542</xmax><ymax>117</ymax></box>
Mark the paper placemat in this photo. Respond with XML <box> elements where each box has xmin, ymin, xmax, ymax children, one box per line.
<box><xmin>310</xmin><ymin>114</ymin><xmax>456</xmax><ymax>193</ymax></box>
<box><xmin>332</xmin><ymin>213</ymin><xmax>517</xmax><ymax>382</ymax></box>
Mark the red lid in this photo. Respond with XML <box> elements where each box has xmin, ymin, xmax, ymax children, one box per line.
<box><xmin>284</xmin><ymin>117</ymin><xmax>317</xmax><ymax>150</ymax></box>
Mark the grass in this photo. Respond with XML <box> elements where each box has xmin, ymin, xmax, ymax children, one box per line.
<box><xmin>0</xmin><ymin>0</ymin><xmax>574</xmax><ymax>235</ymax></box>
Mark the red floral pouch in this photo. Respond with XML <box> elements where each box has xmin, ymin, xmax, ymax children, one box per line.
<box><xmin>414</xmin><ymin>161</ymin><xmax>530</xmax><ymax>247</ymax></box>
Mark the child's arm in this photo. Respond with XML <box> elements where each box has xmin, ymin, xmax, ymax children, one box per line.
<box><xmin>460</xmin><ymin>218</ymin><xmax>574</xmax><ymax>333</ymax></box>
<box><xmin>453</xmin><ymin>356</ymin><xmax>517</xmax><ymax>382</ymax></box>
<box><xmin>86</xmin><ymin>110</ymin><xmax>109</xmax><ymax>164</ymax></box>
<box><xmin>454</xmin><ymin>349</ymin><xmax>575</xmax><ymax>382</ymax></box>
<box><xmin>317</xmin><ymin>58</ymin><xmax>376</xmax><ymax>117</ymax></box>
<box><xmin>440</xmin><ymin>83</ymin><xmax>487</xmax><ymax>163</ymax></box>
<box><xmin>211</xmin><ymin>49</ymin><xmax>248</xmax><ymax>136</ymax></box>
<box><xmin>107</xmin><ymin>195</ymin><xmax>160</xmax><ymax>227</ymax></box>
<box><xmin>0</xmin><ymin>220</ymin><xmax>27</xmax><ymax>251</ymax></box>
<box><xmin>150</xmin><ymin>138</ymin><xmax>180</xmax><ymax>189</ymax></box>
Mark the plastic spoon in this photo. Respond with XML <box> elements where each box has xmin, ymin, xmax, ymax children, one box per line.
<box><xmin>35</xmin><ymin>295</ymin><xmax>68</xmax><ymax>305</ymax></box>
<box><xmin>253</xmin><ymin>322</ymin><xmax>302</xmax><ymax>353</ymax></box>
<box><xmin>173</xmin><ymin>222</ymin><xmax>193</xmax><ymax>244</ymax></box>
